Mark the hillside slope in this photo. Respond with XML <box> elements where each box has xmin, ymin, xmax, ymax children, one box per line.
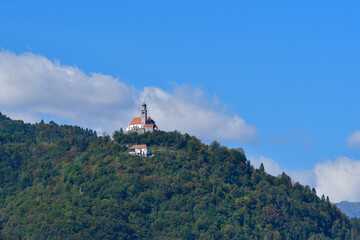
<box><xmin>0</xmin><ymin>113</ymin><xmax>360</xmax><ymax>239</ymax></box>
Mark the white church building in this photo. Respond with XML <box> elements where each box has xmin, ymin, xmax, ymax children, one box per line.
<box><xmin>126</xmin><ymin>103</ymin><xmax>158</xmax><ymax>133</ymax></box>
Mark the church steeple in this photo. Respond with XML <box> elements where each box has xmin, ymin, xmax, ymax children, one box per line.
<box><xmin>141</xmin><ymin>103</ymin><xmax>147</xmax><ymax>128</ymax></box>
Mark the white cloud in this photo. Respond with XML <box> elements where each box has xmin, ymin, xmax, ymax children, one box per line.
<box><xmin>140</xmin><ymin>86</ymin><xmax>258</xmax><ymax>144</ymax></box>
<box><xmin>347</xmin><ymin>130</ymin><xmax>360</xmax><ymax>149</ymax></box>
<box><xmin>0</xmin><ymin>51</ymin><xmax>257</xmax><ymax>143</ymax></box>
<box><xmin>314</xmin><ymin>157</ymin><xmax>360</xmax><ymax>203</ymax></box>
<box><xmin>0</xmin><ymin>51</ymin><xmax>137</xmax><ymax>134</ymax></box>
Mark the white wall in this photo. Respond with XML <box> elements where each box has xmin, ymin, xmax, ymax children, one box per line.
<box><xmin>126</xmin><ymin>124</ymin><xmax>142</xmax><ymax>132</ymax></box>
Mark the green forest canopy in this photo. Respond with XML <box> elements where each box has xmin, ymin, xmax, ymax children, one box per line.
<box><xmin>0</xmin><ymin>112</ymin><xmax>360</xmax><ymax>239</ymax></box>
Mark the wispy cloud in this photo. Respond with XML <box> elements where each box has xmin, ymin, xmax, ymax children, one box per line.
<box><xmin>0</xmin><ymin>51</ymin><xmax>257</xmax><ymax>144</ymax></box>
<box><xmin>271</xmin><ymin>136</ymin><xmax>289</xmax><ymax>145</ymax></box>
<box><xmin>347</xmin><ymin>130</ymin><xmax>360</xmax><ymax>149</ymax></box>
<box><xmin>271</xmin><ymin>126</ymin><xmax>313</xmax><ymax>149</ymax></box>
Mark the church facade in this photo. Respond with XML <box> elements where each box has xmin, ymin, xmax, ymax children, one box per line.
<box><xmin>126</xmin><ymin>103</ymin><xmax>158</xmax><ymax>133</ymax></box>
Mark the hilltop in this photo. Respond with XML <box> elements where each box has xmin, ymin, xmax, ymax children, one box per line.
<box><xmin>0</xmin><ymin>113</ymin><xmax>360</xmax><ymax>239</ymax></box>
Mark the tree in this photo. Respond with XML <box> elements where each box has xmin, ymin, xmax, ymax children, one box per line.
<box><xmin>259</xmin><ymin>163</ymin><xmax>265</xmax><ymax>173</ymax></box>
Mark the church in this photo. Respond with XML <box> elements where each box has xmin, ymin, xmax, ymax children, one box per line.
<box><xmin>126</xmin><ymin>103</ymin><xmax>158</xmax><ymax>133</ymax></box>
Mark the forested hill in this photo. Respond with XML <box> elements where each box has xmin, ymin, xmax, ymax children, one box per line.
<box><xmin>1</xmin><ymin>113</ymin><xmax>360</xmax><ymax>240</ymax></box>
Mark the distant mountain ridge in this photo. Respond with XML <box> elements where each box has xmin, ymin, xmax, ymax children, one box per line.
<box><xmin>336</xmin><ymin>201</ymin><xmax>360</xmax><ymax>218</ymax></box>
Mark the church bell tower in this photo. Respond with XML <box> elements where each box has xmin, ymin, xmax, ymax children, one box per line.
<box><xmin>141</xmin><ymin>103</ymin><xmax>147</xmax><ymax>128</ymax></box>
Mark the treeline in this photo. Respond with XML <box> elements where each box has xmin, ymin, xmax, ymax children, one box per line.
<box><xmin>0</xmin><ymin>112</ymin><xmax>96</xmax><ymax>144</ymax></box>
<box><xmin>0</xmin><ymin>113</ymin><xmax>360</xmax><ymax>239</ymax></box>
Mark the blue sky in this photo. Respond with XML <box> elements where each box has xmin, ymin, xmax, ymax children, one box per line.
<box><xmin>1</xmin><ymin>0</ymin><xmax>360</xmax><ymax>202</ymax></box>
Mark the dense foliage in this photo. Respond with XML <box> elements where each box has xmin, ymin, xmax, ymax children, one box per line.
<box><xmin>0</xmin><ymin>112</ymin><xmax>360</xmax><ymax>239</ymax></box>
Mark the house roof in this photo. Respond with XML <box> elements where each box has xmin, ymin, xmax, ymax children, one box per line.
<box><xmin>129</xmin><ymin>116</ymin><xmax>154</xmax><ymax>125</ymax></box>
<box><xmin>129</xmin><ymin>144</ymin><xmax>148</xmax><ymax>150</ymax></box>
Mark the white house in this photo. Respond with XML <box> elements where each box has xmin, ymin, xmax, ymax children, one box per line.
<box><xmin>128</xmin><ymin>144</ymin><xmax>152</xmax><ymax>157</ymax></box>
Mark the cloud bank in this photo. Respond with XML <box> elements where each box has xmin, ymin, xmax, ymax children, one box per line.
<box><xmin>0</xmin><ymin>51</ymin><xmax>257</xmax><ymax>144</ymax></box>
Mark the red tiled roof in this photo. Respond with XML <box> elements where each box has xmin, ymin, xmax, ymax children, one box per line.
<box><xmin>129</xmin><ymin>117</ymin><xmax>141</xmax><ymax>125</ymax></box>
<box><xmin>129</xmin><ymin>144</ymin><xmax>148</xmax><ymax>149</ymax></box>
<box><xmin>129</xmin><ymin>116</ymin><xmax>153</xmax><ymax>125</ymax></box>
